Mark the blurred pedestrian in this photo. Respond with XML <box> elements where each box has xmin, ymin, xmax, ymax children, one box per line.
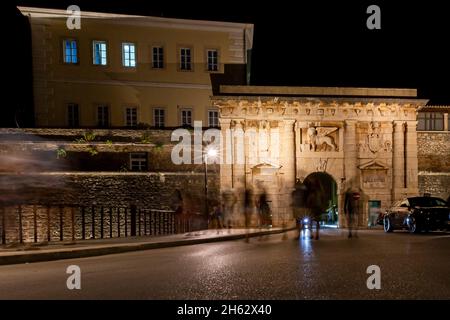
<box><xmin>221</xmin><ymin>190</ymin><xmax>236</xmax><ymax>233</ymax></box>
<box><xmin>210</xmin><ymin>204</ymin><xmax>223</xmax><ymax>234</ymax></box>
<box><xmin>292</xmin><ymin>180</ymin><xmax>308</xmax><ymax>239</ymax></box>
<box><xmin>244</xmin><ymin>188</ymin><xmax>254</xmax><ymax>242</ymax></box>
<box><xmin>305</xmin><ymin>179</ymin><xmax>326</xmax><ymax>240</ymax></box>
<box><xmin>257</xmin><ymin>191</ymin><xmax>271</xmax><ymax>229</ymax></box>
<box><xmin>344</xmin><ymin>184</ymin><xmax>361</xmax><ymax>238</ymax></box>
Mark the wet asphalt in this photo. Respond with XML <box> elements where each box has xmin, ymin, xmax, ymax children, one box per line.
<box><xmin>0</xmin><ymin>228</ymin><xmax>449</xmax><ymax>299</ymax></box>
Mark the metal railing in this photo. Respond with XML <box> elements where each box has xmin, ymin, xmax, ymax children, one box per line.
<box><xmin>0</xmin><ymin>204</ymin><xmax>180</xmax><ymax>245</ymax></box>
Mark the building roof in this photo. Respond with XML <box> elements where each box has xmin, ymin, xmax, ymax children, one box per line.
<box><xmin>419</xmin><ymin>105</ymin><xmax>450</xmax><ymax>111</ymax></box>
<box><xmin>18</xmin><ymin>6</ymin><xmax>254</xmax><ymax>34</ymax></box>
<box><xmin>219</xmin><ymin>85</ymin><xmax>418</xmax><ymax>97</ymax></box>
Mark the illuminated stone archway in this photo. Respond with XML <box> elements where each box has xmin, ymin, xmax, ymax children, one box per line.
<box><xmin>213</xmin><ymin>86</ymin><xmax>427</xmax><ymax>228</ymax></box>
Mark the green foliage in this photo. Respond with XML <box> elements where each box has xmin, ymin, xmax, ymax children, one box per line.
<box><xmin>75</xmin><ymin>131</ymin><xmax>97</xmax><ymax>143</ymax></box>
<box><xmin>152</xmin><ymin>140</ymin><xmax>164</xmax><ymax>152</ymax></box>
<box><xmin>87</xmin><ymin>146</ymin><xmax>99</xmax><ymax>156</ymax></box>
<box><xmin>140</xmin><ymin>131</ymin><xmax>152</xmax><ymax>144</ymax></box>
<box><xmin>56</xmin><ymin>147</ymin><xmax>67</xmax><ymax>159</ymax></box>
<box><xmin>83</xmin><ymin>131</ymin><xmax>96</xmax><ymax>142</ymax></box>
<box><xmin>105</xmin><ymin>140</ymin><xmax>113</xmax><ymax>145</ymax></box>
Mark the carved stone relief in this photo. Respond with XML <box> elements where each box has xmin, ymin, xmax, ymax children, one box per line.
<box><xmin>306</xmin><ymin>126</ymin><xmax>339</xmax><ymax>152</ymax></box>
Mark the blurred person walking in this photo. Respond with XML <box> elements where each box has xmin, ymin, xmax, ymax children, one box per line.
<box><xmin>344</xmin><ymin>183</ymin><xmax>361</xmax><ymax>238</ymax></box>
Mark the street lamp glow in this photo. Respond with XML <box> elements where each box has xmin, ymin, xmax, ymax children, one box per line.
<box><xmin>206</xmin><ymin>147</ymin><xmax>218</xmax><ymax>159</ymax></box>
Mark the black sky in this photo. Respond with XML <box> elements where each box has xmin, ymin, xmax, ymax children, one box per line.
<box><xmin>14</xmin><ymin>0</ymin><xmax>450</xmax><ymax>104</ymax></box>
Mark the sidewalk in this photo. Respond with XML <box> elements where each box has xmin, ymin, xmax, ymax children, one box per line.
<box><xmin>0</xmin><ymin>227</ymin><xmax>292</xmax><ymax>266</ymax></box>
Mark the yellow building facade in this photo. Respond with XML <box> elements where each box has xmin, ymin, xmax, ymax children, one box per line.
<box><xmin>19</xmin><ymin>7</ymin><xmax>254</xmax><ymax>128</ymax></box>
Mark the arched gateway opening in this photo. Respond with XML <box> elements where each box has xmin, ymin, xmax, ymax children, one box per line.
<box><xmin>302</xmin><ymin>172</ymin><xmax>338</xmax><ymax>226</ymax></box>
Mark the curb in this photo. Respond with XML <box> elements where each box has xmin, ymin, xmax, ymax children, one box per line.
<box><xmin>0</xmin><ymin>228</ymin><xmax>294</xmax><ymax>266</ymax></box>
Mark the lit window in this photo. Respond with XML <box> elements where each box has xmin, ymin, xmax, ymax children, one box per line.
<box><xmin>122</xmin><ymin>43</ymin><xmax>136</xmax><ymax>67</ymax></box>
<box><xmin>418</xmin><ymin>112</ymin><xmax>444</xmax><ymax>131</ymax></box>
<box><xmin>154</xmin><ymin>108</ymin><xmax>165</xmax><ymax>128</ymax></box>
<box><xmin>67</xmin><ymin>103</ymin><xmax>79</xmax><ymax>127</ymax></box>
<box><xmin>97</xmin><ymin>105</ymin><xmax>109</xmax><ymax>128</ymax></box>
<box><xmin>208</xmin><ymin>110</ymin><xmax>219</xmax><ymax>127</ymax></box>
<box><xmin>152</xmin><ymin>46</ymin><xmax>164</xmax><ymax>69</ymax></box>
<box><xmin>180</xmin><ymin>48</ymin><xmax>192</xmax><ymax>70</ymax></box>
<box><xmin>63</xmin><ymin>39</ymin><xmax>78</xmax><ymax>64</ymax></box>
<box><xmin>181</xmin><ymin>109</ymin><xmax>192</xmax><ymax>127</ymax></box>
<box><xmin>93</xmin><ymin>41</ymin><xmax>107</xmax><ymax>65</ymax></box>
<box><xmin>126</xmin><ymin>107</ymin><xmax>137</xmax><ymax>127</ymax></box>
<box><xmin>207</xmin><ymin>49</ymin><xmax>218</xmax><ymax>71</ymax></box>
<box><xmin>129</xmin><ymin>153</ymin><xmax>147</xmax><ymax>172</ymax></box>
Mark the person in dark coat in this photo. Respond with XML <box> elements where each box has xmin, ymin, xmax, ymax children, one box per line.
<box><xmin>344</xmin><ymin>185</ymin><xmax>361</xmax><ymax>238</ymax></box>
<box><xmin>292</xmin><ymin>180</ymin><xmax>308</xmax><ymax>239</ymax></box>
<box><xmin>304</xmin><ymin>179</ymin><xmax>326</xmax><ymax>240</ymax></box>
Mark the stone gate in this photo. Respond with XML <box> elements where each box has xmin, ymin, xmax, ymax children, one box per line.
<box><xmin>212</xmin><ymin>86</ymin><xmax>428</xmax><ymax>227</ymax></box>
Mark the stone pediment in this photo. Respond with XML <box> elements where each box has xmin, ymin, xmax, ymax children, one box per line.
<box><xmin>251</xmin><ymin>162</ymin><xmax>282</xmax><ymax>175</ymax></box>
<box><xmin>358</xmin><ymin>160</ymin><xmax>389</xmax><ymax>171</ymax></box>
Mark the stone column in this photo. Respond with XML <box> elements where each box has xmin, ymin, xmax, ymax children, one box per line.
<box><xmin>444</xmin><ymin>113</ymin><xmax>449</xmax><ymax>131</ymax></box>
<box><xmin>219</xmin><ymin>118</ymin><xmax>232</xmax><ymax>191</ymax></box>
<box><xmin>384</xmin><ymin>122</ymin><xmax>394</xmax><ymax>207</ymax></box>
<box><xmin>405</xmin><ymin>121</ymin><xmax>419</xmax><ymax>195</ymax></box>
<box><xmin>392</xmin><ymin>120</ymin><xmax>405</xmax><ymax>201</ymax></box>
<box><xmin>294</xmin><ymin>121</ymin><xmax>302</xmax><ymax>160</ymax></box>
<box><xmin>295</xmin><ymin>121</ymin><xmax>309</xmax><ymax>180</ymax></box>
<box><xmin>279</xmin><ymin>119</ymin><xmax>296</xmax><ymax>227</ymax></box>
<box><xmin>343</xmin><ymin>120</ymin><xmax>358</xmax><ymax>184</ymax></box>
<box><xmin>342</xmin><ymin>120</ymin><xmax>358</xmax><ymax>227</ymax></box>
<box><xmin>232</xmin><ymin>119</ymin><xmax>246</xmax><ymax>225</ymax></box>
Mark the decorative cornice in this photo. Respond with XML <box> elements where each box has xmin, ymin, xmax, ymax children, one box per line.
<box><xmin>219</xmin><ymin>85</ymin><xmax>418</xmax><ymax>98</ymax></box>
<box><xmin>19</xmin><ymin>6</ymin><xmax>254</xmax><ymax>34</ymax></box>
<box><xmin>212</xmin><ymin>96</ymin><xmax>428</xmax><ymax>106</ymax></box>
<box><xmin>213</xmin><ymin>98</ymin><xmax>424</xmax><ymax>120</ymax></box>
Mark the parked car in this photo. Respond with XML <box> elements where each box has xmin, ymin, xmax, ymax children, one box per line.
<box><xmin>381</xmin><ymin>196</ymin><xmax>450</xmax><ymax>233</ymax></box>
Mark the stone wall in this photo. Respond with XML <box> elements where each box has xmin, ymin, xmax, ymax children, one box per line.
<box><xmin>417</xmin><ymin>132</ymin><xmax>450</xmax><ymax>172</ymax></box>
<box><xmin>418</xmin><ymin>173</ymin><xmax>450</xmax><ymax>201</ymax></box>
<box><xmin>0</xmin><ymin>128</ymin><xmax>219</xmax><ymax>173</ymax></box>
<box><xmin>417</xmin><ymin>132</ymin><xmax>450</xmax><ymax>200</ymax></box>
<box><xmin>0</xmin><ymin>172</ymin><xmax>219</xmax><ymax>209</ymax></box>
<box><xmin>0</xmin><ymin>172</ymin><xmax>219</xmax><ymax>244</ymax></box>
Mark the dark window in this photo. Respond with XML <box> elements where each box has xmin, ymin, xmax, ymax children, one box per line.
<box><xmin>418</xmin><ymin>112</ymin><xmax>444</xmax><ymax>131</ymax></box>
<box><xmin>129</xmin><ymin>152</ymin><xmax>147</xmax><ymax>171</ymax></box>
<box><xmin>67</xmin><ymin>103</ymin><xmax>79</xmax><ymax>127</ymax></box>
<box><xmin>97</xmin><ymin>105</ymin><xmax>109</xmax><ymax>127</ymax></box>
<box><xmin>152</xmin><ymin>47</ymin><xmax>164</xmax><ymax>69</ymax></box>
<box><xmin>207</xmin><ymin>49</ymin><xmax>218</xmax><ymax>71</ymax></box>
<box><xmin>208</xmin><ymin>110</ymin><xmax>219</xmax><ymax>127</ymax></box>
<box><xmin>180</xmin><ymin>48</ymin><xmax>192</xmax><ymax>70</ymax></box>
<box><xmin>154</xmin><ymin>108</ymin><xmax>165</xmax><ymax>128</ymax></box>
<box><xmin>181</xmin><ymin>109</ymin><xmax>192</xmax><ymax>126</ymax></box>
<box><xmin>126</xmin><ymin>107</ymin><xmax>137</xmax><ymax>127</ymax></box>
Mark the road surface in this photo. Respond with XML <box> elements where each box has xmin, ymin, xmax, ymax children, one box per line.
<box><xmin>0</xmin><ymin>229</ymin><xmax>449</xmax><ymax>299</ymax></box>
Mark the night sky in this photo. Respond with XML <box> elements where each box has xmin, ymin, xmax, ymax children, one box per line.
<box><xmin>14</xmin><ymin>0</ymin><xmax>450</xmax><ymax>104</ymax></box>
